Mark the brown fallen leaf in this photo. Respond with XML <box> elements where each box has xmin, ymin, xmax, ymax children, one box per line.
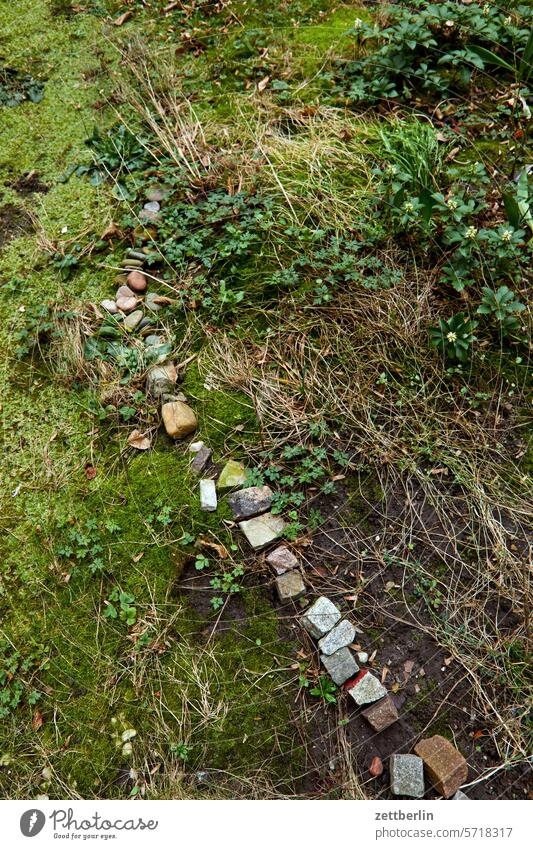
<box><xmin>32</xmin><ymin>709</ymin><xmax>43</xmax><ymax>731</ymax></box>
<box><xmin>100</xmin><ymin>221</ymin><xmax>121</xmax><ymax>240</ymax></box>
<box><xmin>132</xmin><ymin>552</ymin><xmax>144</xmax><ymax>563</ymax></box>
<box><xmin>195</xmin><ymin>537</ymin><xmax>229</xmax><ymax>559</ymax></box>
<box><xmin>114</xmin><ymin>10</ymin><xmax>133</xmax><ymax>26</ymax></box>
<box><xmin>127</xmin><ymin>430</ymin><xmax>151</xmax><ymax>451</ymax></box>
<box><xmin>381</xmin><ymin>665</ymin><xmax>390</xmax><ymax>683</ymax></box>
<box><xmin>257</xmin><ymin>75</ymin><xmax>270</xmax><ymax>92</ymax></box>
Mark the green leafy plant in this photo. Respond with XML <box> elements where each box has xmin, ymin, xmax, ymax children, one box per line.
<box><xmin>104</xmin><ymin>589</ymin><xmax>137</xmax><ymax>626</ymax></box>
<box><xmin>309</xmin><ymin>675</ymin><xmax>338</xmax><ymax>704</ymax></box>
<box><xmin>210</xmin><ymin>565</ymin><xmax>245</xmax><ymax>610</ymax></box>
<box><xmin>429</xmin><ymin>313</ymin><xmax>478</xmax><ymax>362</ymax></box>
<box><xmin>0</xmin><ymin>641</ymin><xmax>49</xmax><ymax>718</ymax></box>
<box><xmin>476</xmin><ymin>286</ymin><xmax>526</xmax><ymax>332</ymax></box>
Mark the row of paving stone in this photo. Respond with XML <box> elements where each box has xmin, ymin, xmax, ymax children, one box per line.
<box><xmin>96</xmin><ymin>203</ymin><xmax>470</xmax><ymax>799</ymax></box>
<box><xmin>301</xmin><ymin>596</ymin><xmax>469</xmax><ymax>799</ymax></box>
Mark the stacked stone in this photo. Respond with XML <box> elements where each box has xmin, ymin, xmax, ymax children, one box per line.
<box><xmin>300</xmin><ymin>597</ymin><xmax>359</xmax><ymax>685</ymax></box>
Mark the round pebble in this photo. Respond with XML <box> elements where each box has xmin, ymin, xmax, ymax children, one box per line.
<box><xmin>357</xmin><ymin>651</ymin><xmax>369</xmax><ymax>664</ymax></box>
<box><xmin>116</xmin><ymin>296</ymin><xmax>139</xmax><ymax>313</ymax></box>
<box><xmin>123</xmin><ymin>310</ymin><xmax>143</xmax><ymax>331</ymax></box>
<box><xmin>100</xmin><ymin>299</ymin><xmax>118</xmax><ymax>314</ymax></box>
<box><xmin>127</xmin><ymin>270</ymin><xmax>147</xmax><ymax>292</ymax></box>
<box><xmin>144</xmin><ymin>201</ymin><xmax>160</xmax><ymax>213</ymax></box>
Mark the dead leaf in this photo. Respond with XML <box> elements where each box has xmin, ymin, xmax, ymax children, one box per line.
<box><xmin>100</xmin><ymin>221</ymin><xmax>121</xmax><ymax>240</ymax></box>
<box><xmin>368</xmin><ymin>649</ymin><xmax>377</xmax><ymax>663</ymax></box>
<box><xmin>196</xmin><ymin>537</ymin><xmax>229</xmax><ymax>559</ymax></box>
<box><xmin>84</xmin><ymin>465</ymin><xmax>97</xmax><ymax>480</ymax></box>
<box><xmin>32</xmin><ymin>709</ymin><xmax>43</xmax><ymax>731</ymax></box>
<box><xmin>127</xmin><ymin>430</ymin><xmax>151</xmax><ymax>451</ymax></box>
<box><xmin>403</xmin><ymin>659</ymin><xmax>415</xmax><ymax>681</ymax></box>
<box><xmin>381</xmin><ymin>666</ymin><xmax>389</xmax><ymax>683</ymax></box>
<box><xmin>391</xmin><ymin>682</ymin><xmax>401</xmax><ymax>693</ymax></box>
<box><xmin>114</xmin><ymin>10</ymin><xmax>133</xmax><ymax>26</ymax></box>
<box><xmin>132</xmin><ymin>552</ymin><xmax>144</xmax><ymax>563</ymax></box>
<box><xmin>430</xmin><ymin>466</ymin><xmax>449</xmax><ymax>475</ymax></box>
<box><xmin>257</xmin><ymin>75</ymin><xmax>270</xmax><ymax>92</ymax></box>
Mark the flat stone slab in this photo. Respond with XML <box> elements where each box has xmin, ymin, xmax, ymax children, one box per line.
<box><xmin>346</xmin><ymin>671</ymin><xmax>387</xmax><ymax>706</ymax></box>
<box><xmin>227</xmin><ymin>485</ymin><xmax>273</xmax><ymax>520</ymax></box>
<box><xmin>275</xmin><ymin>570</ymin><xmax>306</xmax><ymax>603</ymax></box>
<box><xmin>320</xmin><ymin>647</ymin><xmax>359</xmax><ymax>685</ymax></box>
<box><xmin>361</xmin><ymin>696</ymin><xmax>399</xmax><ymax>732</ymax></box>
<box><xmin>300</xmin><ymin>597</ymin><xmax>341</xmax><ymax>639</ymax></box>
<box><xmin>266</xmin><ymin>545</ymin><xmax>298</xmax><ymax>574</ymax></box>
<box><xmin>217</xmin><ymin>460</ymin><xmax>247</xmax><ymax>489</ymax></box>
<box><xmin>318</xmin><ymin>619</ymin><xmax>356</xmax><ymax>655</ymax></box>
<box><xmin>239</xmin><ymin>512</ymin><xmax>285</xmax><ymax>550</ymax></box>
<box><xmin>390</xmin><ymin>754</ymin><xmax>425</xmax><ymax>798</ymax></box>
<box><xmin>199</xmin><ymin>479</ymin><xmax>217</xmax><ymax>512</ymax></box>
<box><xmin>190</xmin><ymin>446</ymin><xmax>213</xmax><ymax>475</ymax></box>
<box><xmin>414</xmin><ymin>735</ymin><xmax>468</xmax><ymax>799</ymax></box>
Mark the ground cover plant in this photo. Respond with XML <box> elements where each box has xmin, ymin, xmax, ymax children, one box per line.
<box><xmin>0</xmin><ymin>0</ymin><xmax>531</xmax><ymax>801</ymax></box>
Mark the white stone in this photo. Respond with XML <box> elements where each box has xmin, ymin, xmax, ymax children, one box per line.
<box><xmin>300</xmin><ymin>597</ymin><xmax>341</xmax><ymax>639</ymax></box>
<box><xmin>452</xmin><ymin>790</ymin><xmax>469</xmax><ymax>800</ymax></box>
<box><xmin>318</xmin><ymin>620</ymin><xmax>356</xmax><ymax>655</ymax></box>
<box><xmin>357</xmin><ymin>651</ymin><xmax>369</xmax><ymax>664</ymax></box>
<box><xmin>238</xmin><ymin>512</ymin><xmax>285</xmax><ymax>550</ymax></box>
<box><xmin>320</xmin><ymin>647</ymin><xmax>359</xmax><ymax>685</ymax></box>
<box><xmin>189</xmin><ymin>441</ymin><xmax>205</xmax><ymax>453</ymax></box>
<box><xmin>200</xmin><ymin>479</ymin><xmax>217</xmax><ymax>512</ymax></box>
<box><xmin>390</xmin><ymin>754</ymin><xmax>425</xmax><ymax>798</ymax></box>
<box><xmin>347</xmin><ymin>672</ymin><xmax>387</xmax><ymax>705</ymax></box>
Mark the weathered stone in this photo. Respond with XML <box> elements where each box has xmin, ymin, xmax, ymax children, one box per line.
<box><xmin>199</xmin><ymin>479</ymin><xmax>217</xmax><ymax>512</ymax></box>
<box><xmin>217</xmin><ymin>460</ymin><xmax>247</xmax><ymax>489</ymax></box>
<box><xmin>145</xmin><ymin>291</ymin><xmax>162</xmax><ymax>312</ymax></box>
<box><xmin>318</xmin><ymin>619</ymin><xmax>356</xmax><ymax>655</ymax></box>
<box><xmin>320</xmin><ymin>647</ymin><xmax>359</xmax><ymax>685</ymax></box>
<box><xmin>123</xmin><ymin>309</ymin><xmax>143</xmax><ymax>331</ymax></box>
<box><xmin>140</xmin><ymin>206</ymin><xmax>160</xmax><ymax>223</ymax></box>
<box><xmin>369</xmin><ymin>756</ymin><xmax>383</xmax><ymax>777</ymax></box>
<box><xmin>390</xmin><ymin>754</ymin><xmax>425</xmax><ymax>798</ymax></box>
<box><xmin>265</xmin><ymin>545</ymin><xmax>298</xmax><ymax>575</ymax></box>
<box><xmin>100</xmin><ymin>299</ymin><xmax>118</xmax><ymax>314</ymax></box>
<box><xmin>144</xmin><ymin>201</ymin><xmax>160</xmax><ymax>213</ymax></box>
<box><xmin>300</xmin><ymin>597</ymin><xmax>341</xmax><ymax>639</ymax></box>
<box><xmin>361</xmin><ymin>696</ymin><xmax>399</xmax><ymax>732</ymax></box>
<box><xmin>357</xmin><ymin>651</ymin><xmax>369</xmax><ymax>664</ymax></box>
<box><xmin>452</xmin><ymin>790</ymin><xmax>469</xmax><ymax>800</ymax></box>
<box><xmin>116</xmin><ymin>295</ymin><xmax>139</xmax><ymax>313</ymax></box>
<box><xmin>162</xmin><ymin>401</ymin><xmax>197</xmax><ymax>439</ymax></box>
<box><xmin>414</xmin><ymin>735</ymin><xmax>468</xmax><ymax>799</ymax></box>
<box><xmin>127</xmin><ymin>270</ymin><xmax>147</xmax><ymax>292</ymax></box>
<box><xmin>227</xmin><ymin>485</ymin><xmax>273</xmax><ymax>520</ymax></box>
<box><xmin>346</xmin><ymin>671</ymin><xmax>387</xmax><ymax>706</ymax></box>
<box><xmin>238</xmin><ymin>512</ymin><xmax>285</xmax><ymax>551</ymax></box>
<box><xmin>276</xmin><ymin>570</ymin><xmax>306</xmax><ymax>603</ymax></box>
<box><xmin>189</xmin><ymin>441</ymin><xmax>205</xmax><ymax>453</ymax></box>
<box><xmin>146</xmin><ymin>363</ymin><xmax>177</xmax><ymax>398</ymax></box>
<box><xmin>190</xmin><ymin>446</ymin><xmax>212</xmax><ymax>475</ymax></box>
<box><xmin>116</xmin><ymin>285</ymin><xmax>136</xmax><ymax>299</ymax></box>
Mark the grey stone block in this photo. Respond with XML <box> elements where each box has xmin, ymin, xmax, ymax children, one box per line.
<box><xmin>227</xmin><ymin>485</ymin><xmax>273</xmax><ymax>520</ymax></box>
<box><xmin>318</xmin><ymin>619</ymin><xmax>356</xmax><ymax>655</ymax></box>
<box><xmin>300</xmin><ymin>597</ymin><xmax>341</xmax><ymax>639</ymax></box>
<box><xmin>238</xmin><ymin>512</ymin><xmax>285</xmax><ymax>550</ymax></box>
<box><xmin>347</xmin><ymin>672</ymin><xmax>387</xmax><ymax>705</ymax></box>
<box><xmin>276</xmin><ymin>571</ymin><xmax>306</xmax><ymax>603</ymax></box>
<box><xmin>390</xmin><ymin>754</ymin><xmax>425</xmax><ymax>798</ymax></box>
<box><xmin>320</xmin><ymin>647</ymin><xmax>359</xmax><ymax>685</ymax></box>
<box><xmin>266</xmin><ymin>545</ymin><xmax>298</xmax><ymax>574</ymax></box>
<box><xmin>452</xmin><ymin>790</ymin><xmax>469</xmax><ymax>800</ymax></box>
<box><xmin>199</xmin><ymin>479</ymin><xmax>217</xmax><ymax>512</ymax></box>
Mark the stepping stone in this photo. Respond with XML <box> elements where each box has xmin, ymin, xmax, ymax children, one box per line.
<box><xmin>452</xmin><ymin>790</ymin><xmax>469</xmax><ymax>800</ymax></box>
<box><xmin>127</xmin><ymin>270</ymin><xmax>147</xmax><ymax>292</ymax></box>
<box><xmin>300</xmin><ymin>597</ymin><xmax>341</xmax><ymax>639</ymax></box>
<box><xmin>239</xmin><ymin>512</ymin><xmax>285</xmax><ymax>551</ymax></box>
<box><xmin>321</xmin><ymin>647</ymin><xmax>359</xmax><ymax>685</ymax></box>
<box><xmin>275</xmin><ymin>570</ymin><xmax>306</xmax><ymax>603</ymax></box>
<box><xmin>266</xmin><ymin>545</ymin><xmax>298</xmax><ymax>575</ymax></box>
<box><xmin>217</xmin><ymin>460</ymin><xmax>247</xmax><ymax>489</ymax></box>
<box><xmin>318</xmin><ymin>619</ymin><xmax>356</xmax><ymax>655</ymax></box>
<box><xmin>346</xmin><ymin>671</ymin><xmax>387</xmax><ymax>706</ymax></box>
<box><xmin>199</xmin><ymin>479</ymin><xmax>217</xmax><ymax>512</ymax></box>
<box><xmin>390</xmin><ymin>754</ymin><xmax>425</xmax><ymax>798</ymax></box>
<box><xmin>227</xmin><ymin>485</ymin><xmax>273</xmax><ymax>520</ymax></box>
<box><xmin>414</xmin><ymin>735</ymin><xmax>468</xmax><ymax>799</ymax></box>
<box><xmin>123</xmin><ymin>309</ymin><xmax>143</xmax><ymax>331</ymax></box>
<box><xmin>162</xmin><ymin>401</ymin><xmax>197</xmax><ymax>439</ymax></box>
<box><xmin>146</xmin><ymin>363</ymin><xmax>177</xmax><ymax>398</ymax></box>
<box><xmin>361</xmin><ymin>696</ymin><xmax>399</xmax><ymax>732</ymax></box>
<box><xmin>190</xmin><ymin>446</ymin><xmax>212</xmax><ymax>475</ymax></box>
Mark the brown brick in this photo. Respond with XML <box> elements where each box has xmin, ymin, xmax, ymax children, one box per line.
<box><xmin>414</xmin><ymin>735</ymin><xmax>468</xmax><ymax>798</ymax></box>
<box><xmin>361</xmin><ymin>696</ymin><xmax>399</xmax><ymax>732</ymax></box>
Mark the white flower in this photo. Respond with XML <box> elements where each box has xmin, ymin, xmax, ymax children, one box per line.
<box><xmin>465</xmin><ymin>226</ymin><xmax>478</xmax><ymax>240</ymax></box>
<box><xmin>353</xmin><ymin>17</ymin><xmax>364</xmax><ymax>31</ymax></box>
<box><xmin>482</xmin><ymin>4</ymin><xmax>490</xmax><ymax>16</ymax></box>
<box><xmin>500</xmin><ymin>229</ymin><xmax>513</xmax><ymax>243</ymax></box>
<box><xmin>445</xmin><ymin>20</ymin><xmax>455</xmax><ymax>27</ymax></box>
<box><xmin>447</xmin><ymin>198</ymin><xmax>458</xmax><ymax>211</ymax></box>
<box><xmin>403</xmin><ymin>201</ymin><xmax>415</xmax><ymax>213</ymax></box>
<box><xmin>504</xmin><ymin>16</ymin><xmax>512</xmax><ymax>26</ymax></box>
<box><xmin>447</xmin><ymin>331</ymin><xmax>457</xmax><ymax>343</ymax></box>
